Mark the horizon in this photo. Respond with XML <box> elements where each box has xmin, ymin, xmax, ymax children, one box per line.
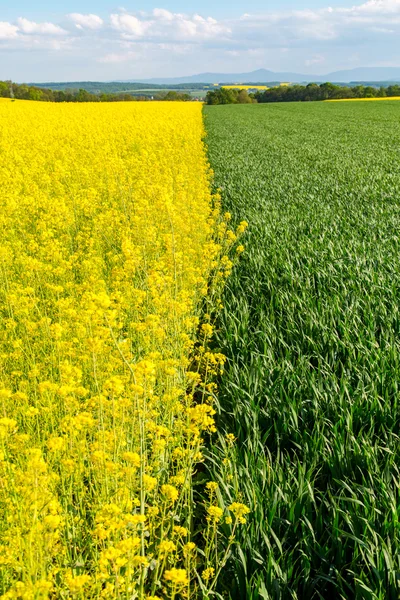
<box><xmin>22</xmin><ymin>65</ymin><xmax>400</xmax><ymax>87</ymax></box>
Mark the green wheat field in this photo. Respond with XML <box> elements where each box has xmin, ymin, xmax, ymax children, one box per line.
<box><xmin>205</xmin><ymin>101</ymin><xmax>400</xmax><ymax>600</ymax></box>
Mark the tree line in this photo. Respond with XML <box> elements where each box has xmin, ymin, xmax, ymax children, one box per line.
<box><xmin>34</xmin><ymin>81</ymin><xmax>209</xmax><ymax>94</ymax></box>
<box><xmin>206</xmin><ymin>82</ymin><xmax>400</xmax><ymax>105</ymax></box>
<box><xmin>0</xmin><ymin>81</ymin><xmax>193</xmax><ymax>103</ymax></box>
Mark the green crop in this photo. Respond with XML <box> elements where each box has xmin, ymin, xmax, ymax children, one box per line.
<box><xmin>204</xmin><ymin>101</ymin><xmax>400</xmax><ymax>599</ymax></box>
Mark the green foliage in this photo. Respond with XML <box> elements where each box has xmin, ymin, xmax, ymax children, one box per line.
<box><xmin>204</xmin><ymin>101</ymin><xmax>400</xmax><ymax>599</ymax></box>
<box><xmin>206</xmin><ymin>88</ymin><xmax>256</xmax><ymax>105</ymax></box>
<box><xmin>0</xmin><ymin>81</ymin><xmax>194</xmax><ymax>103</ymax></box>
<box><xmin>30</xmin><ymin>81</ymin><xmax>211</xmax><ymax>94</ymax></box>
<box><xmin>206</xmin><ymin>82</ymin><xmax>400</xmax><ymax>104</ymax></box>
<box><xmin>255</xmin><ymin>82</ymin><xmax>400</xmax><ymax>103</ymax></box>
<box><xmin>154</xmin><ymin>90</ymin><xmax>192</xmax><ymax>101</ymax></box>
<box><xmin>237</xmin><ymin>89</ymin><xmax>253</xmax><ymax>104</ymax></box>
<box><xmin>31</xmin><ymin>81</ymin><xmax>166</xmax><ymax>93</ymax></box>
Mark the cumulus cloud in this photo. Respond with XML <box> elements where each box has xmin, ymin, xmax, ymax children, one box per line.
<box><xmin>0</xmin><ymin>22</ymin><xmax>19</xmax><ymax>40</ymax></box>
<box><xmin>342</xmin><ymin>0</ymin><xmax>400</xmax><ymax>15</ymax></box>
<box><xmin>236</xmin><ymin>0</ymin><xmax>400</xmax><ymax>45</ymax></box>
<box><xmin>16</xmin><ymin>17</ymin><xmax>67</xmax><ymax>36</ymax></box>
<box><xmin>110</xmin><ymin>10</ymin><xmax>230</xmax><ymax>41</ymax></box>
<box><xmin>111</xmin><ymin>13</ymin><xmax>149</xmax><ymax>37</ymax></box>
<box><xmin>3</xmin><ymin>0</ymin><xmax>400</xmax><ymax>80</ymax></box>
<box><xmin>68</xmin><ymin>13</ymin><xmax>104</xmax><ymax>30</ymax></box>
<box><xmin>152</xmin><ymin>8</ymin><xmax>175</xmax><ymax>21</ymax></box>
<box><xmin>5</xmin><ymin>1</ymin><xmax>400</xmax><ymax>52</ymax></box>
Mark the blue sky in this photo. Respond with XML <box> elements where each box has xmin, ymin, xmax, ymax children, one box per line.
<box><xmin>0</xmin><ymin>0</ymin><xmax>352</xmax><ymax>19</ymax></box>
<box><xmin>1</xmin><ymin>0</ymin><xmax>399</xmax><ymax>82</ymax></box>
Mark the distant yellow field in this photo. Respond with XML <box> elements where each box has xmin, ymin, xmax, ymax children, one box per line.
<box><xmin>222</xmin><ymin>85</ymin><xmax>269</xmax><ymax>90</ymax></box>
<box><xmin>326</xmin><ymin>97</ymin><xmax>400</xmax><ymax>102</ymax></box>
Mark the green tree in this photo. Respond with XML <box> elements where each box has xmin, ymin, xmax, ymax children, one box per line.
<box><xmin>237</xmin><ymin>89</ymin><xmax>252</xmax><ymax>104</ymax></box>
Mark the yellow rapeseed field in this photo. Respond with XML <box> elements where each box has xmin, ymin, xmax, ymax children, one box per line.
<box><xmin>0</xmin><ymin>99</ymin><xmax>248</xmax><ymax>599</ymax></box>
<box><xmin>222</xmin><ymin>85</ymin><xmax>269</xmax><ymax>90</ymax></box>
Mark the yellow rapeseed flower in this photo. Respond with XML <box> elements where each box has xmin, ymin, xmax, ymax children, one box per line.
<box><xmin>207</xmin><ymin>506</ymin><xmax>224</xmax><ymax>522</ymax></box>
<box><xmin>164</xmin><ymin>568</ymin><xmax>189</xmax><ymax>586</ymax></box>
<box><xmin>202</xmin><ymin>567</ymin><xmax>215</xmax><ymax>581</ymax></box>
<box><xmin>228</xmin><ymin>502</ymin><xmax>251</xmax><ymax>524</ymax></box>
<box><xmin>161</xmin><ymin>484</ymin><xmax>179</xmax><ymax>503</ymax></box>
<box><xmin>158</xmin><ymin>540</ymin><xmax>176</xmax><ymax>555</ymax></box>
<box><xmin>0</xmin><ymin>98</ymin><xmax>246</xmax><ymax>598</ymax></box>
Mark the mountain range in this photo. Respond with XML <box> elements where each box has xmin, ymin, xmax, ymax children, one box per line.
<box><xmin>124</xmin><ymin>67</ymin><xmax>400</xmax><ymax>85</ymax></box>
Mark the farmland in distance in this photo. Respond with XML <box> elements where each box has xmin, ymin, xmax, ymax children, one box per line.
<box><xmin>204</xmin><ymin>101</ymin><xmax>400</xmax><ymax>599</ymax></box>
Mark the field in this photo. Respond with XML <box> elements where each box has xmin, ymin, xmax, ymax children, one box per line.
<box><xmin>0</xmin><ymin>99</ymin><xmax>249</xmax><ymax>599</ymax></box>
<box><xmin>222</xmin><ymin>86</ymin><xmax>269</xmax><ymax>91</ymax></box>
<box><xmin>326</xmin><ymin>96</ymin><xmax>400</xmax><ymax>101</ymax></box>
<box><xmin>204</xmin><ymin>101</ymin><xmax>400</xmax><ymax>599</ymax></box>
<box><xmin>2</xmin><ymin>94</ymin><xmax>400</xmax><ymax>599</ymax></box>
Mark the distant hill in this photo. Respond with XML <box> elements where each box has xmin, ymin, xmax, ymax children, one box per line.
<box><xmin>326</xmin><ymin>67</ymin><xmax>400</xmax><ymax>82</ymax></box>
<box><xmin>29</xmin><ymin>67</ymin><xmax>400</xmax><ymax>93</ymax></box>
<box><xmin>125</xmin><ymin>67</ymin><xmax>400</xmax><ymax>85</ymax></box>
<box><xmin>122</xmin><ymin>70</ymin><xmax>303</xmax><ymax>85</ymax></box>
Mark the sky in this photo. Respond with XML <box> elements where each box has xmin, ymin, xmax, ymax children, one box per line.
<box><xmin>1</xmin><ymin>0</ymin><xmax>400</xmax><ymax>82</ymax></box>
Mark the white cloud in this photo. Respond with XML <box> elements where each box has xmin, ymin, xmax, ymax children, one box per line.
<box><xmin>235</xmin><ymin>0</ymin><xmax>400</xmax><ymax>45</ymax></box>
<box><xmin>0</xmin><ymin>22</ymin><xmax>18</xmax><ymax>40</ymax></box>
<box><xmin>68</xmin><ymin>13</ymin><xmax>104</xmax><ymax>30</ymax></box>
<box><xmin>152</xmin><ymin>9</ymin><xmax>174</xmax><ymax>21</ymax></box>
<box><xmin>16</xmin><ymin>17</ymin><xmax>67</xmax><ymax>36</ymax></box>
<box><xmin>8</xmin><ymin>0</ymin><xmax>399</xmax><ymax>57</ymax></box>
<box><xmin>4</xmin><ymin>0</ymin><xmax>400</xmax><ymax>81</ymax></box>
<box><xmin>345</xmin><ymin>0</ymin><xmax>400</xmax><ymax>14</ymax></box>
<box><xmin>111</xmin><ymin>13</ymin><xmax>148</xmax><ymax>37</ymax></box>
<box><xmin>110</xmin><ymin>10</ymin><xmax>230</xmax><ymax>41</ymax></box>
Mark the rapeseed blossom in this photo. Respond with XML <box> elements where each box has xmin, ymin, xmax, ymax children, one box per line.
<box><xmin>0</xmin><ymin>98</ymin><xmax>248</xmax><ymax>598</ymax></box>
